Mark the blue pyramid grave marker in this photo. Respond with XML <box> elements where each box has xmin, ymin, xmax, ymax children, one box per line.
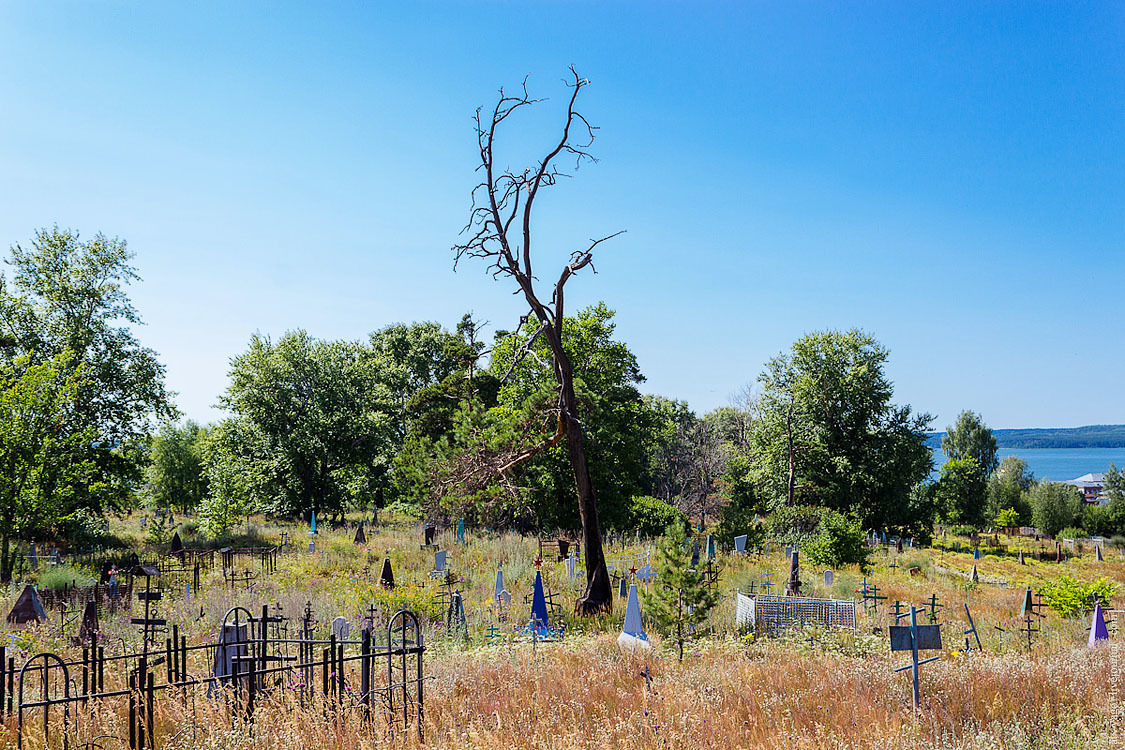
<box><xmin>524</xmin><ymin>570</ymin><xmax>551</xmax><ymax>638</ymax></box>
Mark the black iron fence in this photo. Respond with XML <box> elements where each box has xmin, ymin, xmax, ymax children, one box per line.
<box><xmin>1</xmin><ymin>607</ymin><xmax>424</xmax><ymax>749</ymax></box>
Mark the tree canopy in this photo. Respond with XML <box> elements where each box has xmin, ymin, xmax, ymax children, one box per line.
<box><xmin>749</xmin><ymin>329</ymin><xmax>933</xmax><ymax>533</ymax></box>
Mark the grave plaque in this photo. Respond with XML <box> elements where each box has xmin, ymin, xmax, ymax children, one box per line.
<box><xmin>734</xmin><ymin>535</ymin><xmax>747</xmax><ymax>555</ymax></box>
<box><xmin>824</xmin><ymin>569</ymin><xmax>834</xmax><ymax>587</ymax></box>
<box><xmin>332</xmin><ymin>616</ymin><xmax>351</xmax><ymax>641</ymax></box>
<box><xmin>889</xmin><ymin>623</ymin><xmax>943</xmax><ymax>651</ymax></box>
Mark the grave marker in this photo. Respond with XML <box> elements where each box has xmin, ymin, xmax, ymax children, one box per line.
<box><xmin>823</xmin><ymin>569</ymin><xmax>834</xmax><ymax>587</ymax></box>
<box><xmin>354</xmin><ymin>524</ymin><xmax>367</xmax><ymax>545</ymax></box>
<box><xmin>890</xmin><ymin>606</ymin><xmax>943</xmax><ymax>713</ymax></box>
<box><xmin>786</xmin><ymin>550</ymin><xmax>801</xmax><ymax>596</ymax></box>
<box><xmin>456</xmin><ymin>518</ymin><xmax>465</xmax><ymax>545</ymax></box>
<box><xmin>1089</xmin><ymin>601</ymin><xmax>1109</xmax><ymax>647</ymax></box>
<box><xmin>706</xmin><ymin>535</ymin><xmax>715</xmax><ymax>561</ymax></box>
<box><xmin>7</xmin><ymin>584</ymin><xmax>47</xmax><ymax>625</ymax></box>
<box><xmin>734</xmin><ymin>535</ymin><xmax>747</xmax><ymax>555</ymax></box>
<box><xmin>332</xmin><ymin>616</ymin><xmax>351</xmax><ymax>641</ymax></box>
<box><xmin>423</xmin><ymin>525</ymin><xmax>436</xmax><ymax>546</ymax></box>
<box><xmin>617</xmin><ymin>583</ymin><xmax>650</xmax><ymax>649</ymax></box>
<box><xmin>636</xmin><ymin>562</ymin><xmax>657</xmax><ymax>586</ymax></box>
<box><xmin>524</xmin><ymin>570</ymin><xmax>551</xmax><ymax>639</ymax></box>
<box><xmin>432</xmin><ymin>550</ymin><xmax>447</xmax><ymax>576</ymax></box>
<box><xmin>380</xmin><ymin>556</ymin><xmax>395</xmax><ymax>589</ymax></box>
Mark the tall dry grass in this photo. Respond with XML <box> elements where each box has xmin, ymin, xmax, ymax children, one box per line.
<box><xmin>2</xmin><ymin>518</ymin><xmax>1124</xmax><ymax>749</ymax></box>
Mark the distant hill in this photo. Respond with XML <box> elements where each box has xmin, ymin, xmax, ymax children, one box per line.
<box><xmin>925</xmin><ymin>424</ymin><xmax>1125</xmax><ymax>450</ymax></box>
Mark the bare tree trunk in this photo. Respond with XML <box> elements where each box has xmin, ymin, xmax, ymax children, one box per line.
<box><xmin>453</xmin><ymin>69</ymin><xmax>620</xmax><ymax>614</ymax></box>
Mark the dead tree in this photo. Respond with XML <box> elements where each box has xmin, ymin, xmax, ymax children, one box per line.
<box><xmin>453</xmin><ymin>68</ymin><xmax>621</xmax><ymax>614</ymax></box>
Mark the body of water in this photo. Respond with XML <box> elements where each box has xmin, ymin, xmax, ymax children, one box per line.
<box><xmin>929</xmin><ymin>447</ymin><xmax>1125</xmax><ymax>481</ymax></box>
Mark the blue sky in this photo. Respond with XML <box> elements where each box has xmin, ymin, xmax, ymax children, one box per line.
<box><xmin>0</xmin><ymin>2</ymin><xmax>1121</xmax><ymax>429</ymax></box>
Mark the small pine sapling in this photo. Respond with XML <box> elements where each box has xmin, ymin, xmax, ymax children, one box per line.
<box><xmin>642</xmin><ymin>522</ymin><xmax>719</xmax><ymax>660</ymax></box>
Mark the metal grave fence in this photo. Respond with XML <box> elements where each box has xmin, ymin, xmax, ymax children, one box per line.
<box><xmin>736</xmin><ymin>591</ymin><xmax>857</xmax><ymax>635</ymax></box>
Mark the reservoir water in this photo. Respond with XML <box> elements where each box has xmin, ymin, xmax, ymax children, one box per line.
<box><xmin>929</xmin><ymin>447</ymin><xmax>1125</xmax><ymax>481</ymax></box>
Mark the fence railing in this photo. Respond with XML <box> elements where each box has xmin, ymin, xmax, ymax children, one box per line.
<box><xmin>1</xmin><ymin>607</ymin><xmax>424</xmax><ymax>750</ymax></box>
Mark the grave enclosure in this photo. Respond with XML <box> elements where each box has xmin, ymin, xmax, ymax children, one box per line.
<box><xmin>1</xmin><ymin>605</ymin><xmax>426</xmax><ymax>750</ymax></box>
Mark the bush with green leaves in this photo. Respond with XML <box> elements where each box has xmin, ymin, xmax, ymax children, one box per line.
<box><xmin>36</xmin><ymin>564</ymin><xmax>96</xmax><ymax>590</ymax></box>
<box><xmin>805</xmin><ymin>509</ymin><xmax>869</xmax><ymax>568</ymax></box>
<box><xmin>1057</xmin><ymin>526</ymin><xmax>1086</xmax><ymax>541</ymax></box>
<box><xmin>627</xmin><ymin>495</ymin><xmax>687</xmax><ymax>538</ymax></box>
<box><xmin>994</xmin><ymin>507</ymin><xmax>1021</xmax><ymax>529</ymax></box>
<box><xmin>1029</xmin><ymin>481</ymin><xmax>1081</xmax><ymax>538</ymax></box>
<box><xmin>1038</xmin><ymin>576</ymin><xmax>1118</xmax><ymax>618</ymax></box>
<box><xmin>948</xmin><ymin>524</ymin><xmax>976</xmax><ymax>537</ymax></box>
<box><xmin>642</xmin><ymin>522</ymin><xmax>719</xmax><ymax>660</ymax></box>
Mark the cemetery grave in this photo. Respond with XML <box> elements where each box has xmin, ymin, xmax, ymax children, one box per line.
<box><xmin>0</xmin><ymin>516</ymin><xmax>1124</xmax><ymax>749</ymax></box>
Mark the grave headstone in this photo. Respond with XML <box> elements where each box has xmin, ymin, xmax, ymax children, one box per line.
<box><xmin>497</xmin><ymin>589</ymin><xmax>512</xmax><ymax>609</ymax></box>
<box><xmin>1096</xmin><ymin>544</ymin><xmax>1104</xmax><ymax>562</ymax></box>
<box><xmin>380</xmin><ymin>557</ymin><xmax>395</xmax><ymax>589</ymax></box>
<box><xmin>28</xmin><ymin>542</ymin><xmax>38</xmax><ymax>570</ymax></box>
<box><xmin>706</xmin><ymin>535</ymin><xmax>716</xmax><ymax>561</ymax></box>
<box><xmin>824</xmin><ymin>569</ymin><xmax>834</xmax><ymax>587</ymax></box>
<box><xmin>434</xmin><ymin>549</ymin><xmax>447</xmax><ymax>573</ymax></box>
<box><xmin>1089</xmin><ymin>601</ymin><xmax>1109</xmax><ymax>647</ymax></box>
<box><xmin>784</xmin><ymin>545</ymin><xmax>793</xmax><ymax>559</ymax></box>
<box><xmin>310</xmin><ymin>511</ymin><xmax>317</xmax><ymax>536</ymax></box>
<box><xmin>880</xmin><ymin>532</ymin><xmax>887</xmax><ymax>545</ymax></box>
<box><xmin>1018</xmin><ymin>549</ymin><xmax>1025</xmax><ymax>565</ymax></box>
<box><xmin>734</xmin><ymin>535</ymin><xmax>747</xmax><ymax>555</ymax></box>
<box><xmin>170</xmin><ymin>532</ymin><xmax>184</xmax><ymax>557</ymax></box>
<box><xmin>210</xmin><ymin>623</ymin><xmax>248</xmax><ymax>693</ymax></box>
<box><xmin>690</xmin><ymin>544</ymin><xmax>700</xmax><ymax>568</ymax></box>
<box><xmin>456</xmin><ymin>518</ymin><xmax>465</xmax><ymax>545</ymax></box>
<box><xmin>618</xmin><ymin>577</ymin><xmax>628</xmax><ymax>599</ymax></box>
<box><xmin>786</xmin><ymin>550</ymin><xmax>801</xmax><ymax>596</ymax></box>
<box><xmin>332</xmin><ymin>616</ymin><xmax>351</xmax><ymax>641</ymax></box>
<box><xmin>7</xmin><ymin>584</ymin><xmax>47</xmax><ymax>625</ymax></box>
<box><xmin>557</xmin><ymin>539</ymin><xmax>570</xmax><ymax>561</ymax></box>
<box><xmin>495</xmin><ymin>569</ymin><xmax>505</xmax><ymax>602</ymax></box>
<box><xmin>51</xmin><ymin>547</ymin><xmax>61</xmax><ymax>565</ymax></box>
<box><xmin>565</xmin><ymin>553</ymin><xmax>577</xmax><ymax>580</ymax></box>
<box><xmin>970</xmin><ymin>564</ymin><xmax>979</xmax><ymax>583</ymax></box>
<box><xmin>973</xmin><ymin>547</ymin><xmax>980</xmax><ymax>560</ymax></box>
<box><xmin>1020</xmin><ymin>587</ymin><xmax>1035</xmax><ymax>617</ymax></box>
<box><xmin>617</xmin><ymin>583</ymin><xmax>651</xmax><ymax>650</ymax></box>
<box><xmin>354</xmin><ymin>524</ymin><xmax>367</xmax><ymax>545</ymax></box>
<box><xmin>424</xmin><ymin>525</ymin><xmax>436</xmax><ymax>546</ymax></box>
<box><xmin>308</xmin><ymin>539</ymin><xmax>315</xmax><ymax>554</ymax></box>
<box><xmin>896</xmin><ymin>538</ymin><xmax>903</xmax><ymax>554</ymax></box>
<box><xmin>78</xmin><ymin>600</ymin><xmax>99</xmax><ymax>643</ymax></box>
<box><xmin>524</xmin><ymin>570</ymin><xmax>551</xmax><ymax>638</ymax></box>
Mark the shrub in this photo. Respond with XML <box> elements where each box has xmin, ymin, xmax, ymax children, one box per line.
<box><xmin>36</xmin><ymin>564</ymin><xmax>96</xmax><ymax>590</ymax></box>
<box><xmin>766</xmin><ymin>505</ymin><xmax>824</xmax><ymax>549</ymax></box>
<box><xmin>949</xmin><ymin>524</ymin><xmax>976</xmax><ymax>538</ymax></box>
<box><xmin>628</xmin><ymin>496</ymin><xmax>688</xmax><ymax>538</ymax></box>
<box><xmin>805</xmin><ymin>510</ymin><xmax>869</xmax><ymax>569</ymax></box>
<box><xmin>1038</xmin><ymin>576</ymin><xmax>1118</xmax><ymax>618</ymax></box>
<box><xmin>1057</xmin><ymin>526</ymin><xmax>1086</xmax><ymax>541</ymax></box>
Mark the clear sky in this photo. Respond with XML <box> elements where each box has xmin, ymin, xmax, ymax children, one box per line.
<box><xmin>0</xmin><ymin>2</ymin><xmax>1121</xmax><ymax>429</ymax></box>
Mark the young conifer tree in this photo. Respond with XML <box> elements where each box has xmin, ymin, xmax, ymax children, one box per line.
<box><xmin>642</xmin><ymin>522</ymin><xmax>719</xmax><ymax>660</ymax></box>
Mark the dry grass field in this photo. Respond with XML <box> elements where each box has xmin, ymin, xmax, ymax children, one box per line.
<box><xmin>2</xmin><ymin>516</ymin><xmax>1124</xmax><ymax>749</ymax></box>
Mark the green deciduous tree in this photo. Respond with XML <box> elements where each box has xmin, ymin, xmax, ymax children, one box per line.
<box><xmin>986</xmin><ymin>455</ymin><xmax>1034</xmax><ymax>526</ymax></box>
<box><xmin>1029</xmin><ymin>481</ymin><xmax>1082</xmax><ymax>538</ymax></box>
<box><xmin>0</xmin><ymin>227</ymin><xmax>177</xmax><ymax>515</ymax></box>
<box><xmin>942</xmin><ymin>411</ymin><xmax>998</xmax><ymax>477</ymax></box>
<box><xmin>935</xmin><ymin>457</ymin><xmax>988</xmax><ymax>527</ymax></box>
<box><xmin>216</xmin><ymin>331</ymin><xmax>393</xmax><ymax>520</ymax></box>
<box><xmin>749</xmin><ymin>330</ymin><xmax>933</xmax><ymax>532</ymax></box>
<box><xmin>145</xmin><ymin>420</ymin><xmax>209</xmax><ymax>514</ymax></box>
<box><xmin>198</xmin><ymin>420</ymin><xmax>258</xmax><ymax>538</ymax></box>
<box><xmin>642</xmin><ymin>522</ymin><xmax>719</xmax><ymax>660</ymax></box>
<box><xmin>0</xmin><ymin>352</ymin><xmax>97</xmax><ymax>581</ymax></box>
